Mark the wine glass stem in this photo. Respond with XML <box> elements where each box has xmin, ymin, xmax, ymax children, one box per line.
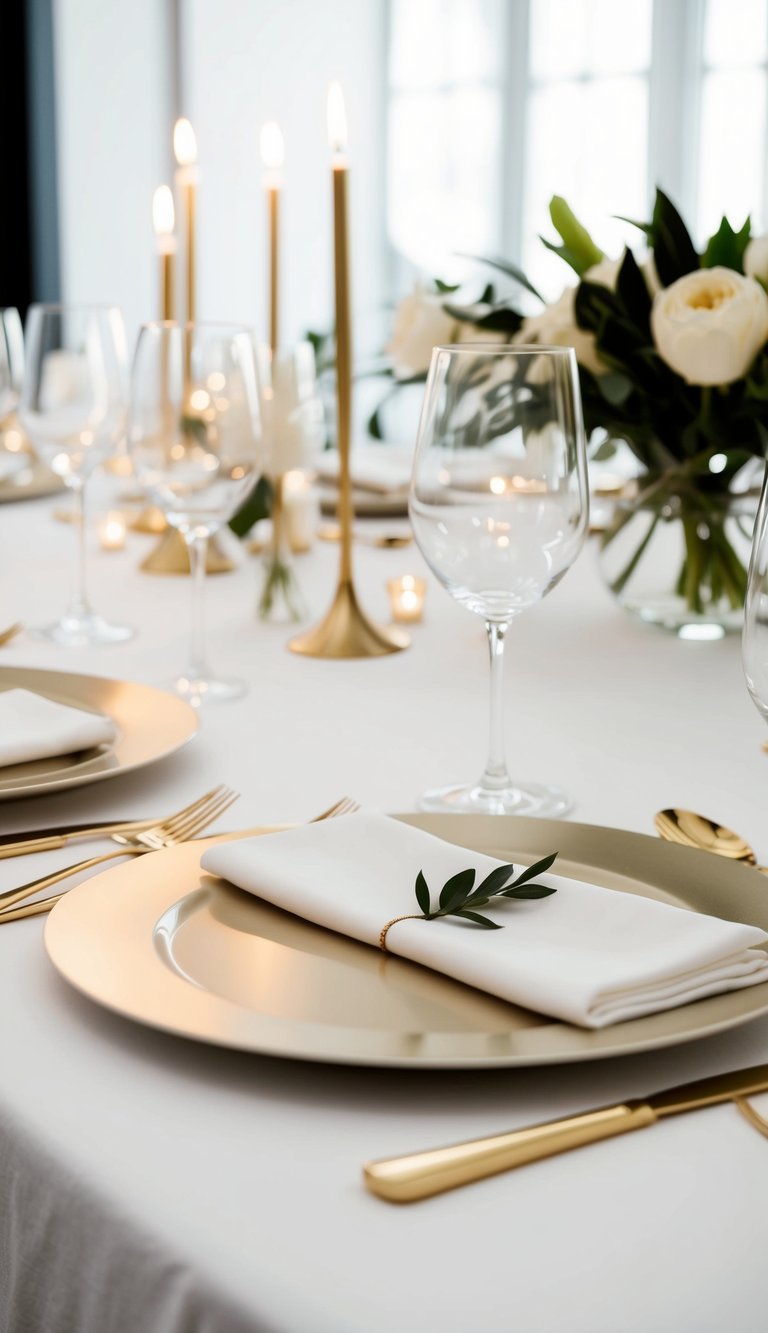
<box><xmin>68</xmin><ymin>480</ymin><xmax>92</xmax><ymax>622</ymax></box>
<box><xmin>481</xmin><ymin>619</ymin><xmax>512</xmax><ymax>793</ymax></box>
<box><xmin>184</xmin><ymin>529</ymin><xmax>211</xmax><ymax>682</ymax></box>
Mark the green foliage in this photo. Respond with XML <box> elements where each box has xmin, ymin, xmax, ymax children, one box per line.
<box><xmin>413</xmin><ymin>852</ymin><xmax>558</xmax><ymax>930</ymax></box>
<box><xmin>545</xmin><ymin>196</ymin><xmax>604</xmax><ymax>276</ymax></box>
<box><xmin>702</xmin><ymin>216</ymin><xmax>751</xmax><ymax>272</ymax></box>
<box><xmin>228</xmin><ymin>475</ymin><xmax>274</xmax><ymax>538</ymax></box>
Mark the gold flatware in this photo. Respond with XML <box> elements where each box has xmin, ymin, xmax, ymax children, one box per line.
<box><xmin>654</xmin><ymin>807</ymin><xmax>768</xmax><ymax>874</ymax></box>
<box><xmin>0</xmin><ymin>622</ymin><xmax>22</xmax><ymax>646</ymax></box>
<box><xmin>0</xmin><ymin>786</ymin><xmax>232</xmax><ymax>860</ymax></box>
<box><xmin>364</xmin><ymin>1062</ymin><xmax>768</xmax><ymax>1203</ymax></box>
<box><xmin>0</xmin><ymin>785</ymin><xmax>239</xmax><ymax>922</ymax></box>
<box><xmin>317</xmin><ymin>522</ymin><xmax>412</xmax><ymax>549</ymax></box>
<box><xmin>0</xmin><ymin>793</ymin><xmax>356</xmax><ymax>923</ymax></box>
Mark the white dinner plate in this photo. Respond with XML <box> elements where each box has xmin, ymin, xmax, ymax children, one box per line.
<box><xmin>44</xmin><ymin>815</ymin><xmax>768</xmax><ymax>1067</ymax></box>
<box><xmin>0</xmin><ymin>667</ymin><xmax>198</xmax><ymax>799</ymax></box>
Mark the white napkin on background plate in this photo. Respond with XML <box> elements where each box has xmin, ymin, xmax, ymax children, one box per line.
<box><xmin>201</xmin><ymin>813</ymin><xmax>768</xmax><ymax>1029</ymax></box>
<box><xmin>0</xmin><ymin>689</ymin><xmax>116</xmax><ymax>768</ymax></box>
<box><xmin>314</xmin><ymin>446</ymin><xmax>411</xmax><ymax>495</ymax></box>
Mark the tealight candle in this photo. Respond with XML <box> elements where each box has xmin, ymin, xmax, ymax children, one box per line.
<box><xmin>283</xmin><ymin>469</ymin><xmax>319</xmax><ymax>554</ymax></box>
<box><xmin>98</xmin><ymin>510</ymin><xmax>127</xmax><ymax>552</ymax></box>
<box><xmin>387</xmin><ymin>574</ymin><xmax>426</xmax><ymax>624</ymax></box>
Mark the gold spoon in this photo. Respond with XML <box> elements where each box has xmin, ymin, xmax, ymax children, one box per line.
<box><xmin>0</xmin><ymin>622</ymin><xmax>22</xmax><ymax>647</ymax></box>
<box><xmin>654</xmin><ymin>808</ymin><xmax>768</xmax><ymax>874</ymax></box>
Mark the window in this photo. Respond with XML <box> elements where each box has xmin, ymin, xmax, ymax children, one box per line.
<box><xmin>387</xmin><ymin>0</ymin><xmax>768</xmax><ymax>299</ymax></box>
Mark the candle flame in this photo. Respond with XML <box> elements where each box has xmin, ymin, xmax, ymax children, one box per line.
<box><xmin>152</xmin><ymin>185</ymin><xmax>175</xmax><ymax>236</ymax></box>
<box><xmin>260</xmin><ymin>121</ymin><xmax>285</xmax><ymax>170</ymax></box>
<box><xmin>326</xmin><ymin>81</ymin><xmax>347</xmax><ymax>154</ymax></box>
<box><xmin>173</xmin><ymin>117</ymin><xmax>198</xmax><ymax>166</ymax></box>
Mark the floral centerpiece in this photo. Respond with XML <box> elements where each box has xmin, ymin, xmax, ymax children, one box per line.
<box><xmin>385</xmin><ymin>192</ymin><xmax>768</xmax><ymax>635</ymax></box>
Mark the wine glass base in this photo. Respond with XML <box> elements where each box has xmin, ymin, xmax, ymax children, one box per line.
<box><xmin>33</xmin><ymin>613</ymin><xmax>134</xmax><ymax>647</ymax></box>
<box><xmin>418</xmin><ymin>780</ymin><xmax>572</xmax><ymax>819</ymax></box>
<box><xmin>168</xmin><ymin>674</ymin><xmax>247</xmax><ymax>708</ymax></box>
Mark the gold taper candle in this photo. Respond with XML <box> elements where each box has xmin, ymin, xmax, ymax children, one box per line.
<box><xmin>260</xmin><ymin>121</ymin><xmax>285</xmax><ymax>355</ymax></box>
<box><xmin>289</xmin><ymin>82</ymin><xmax>407</xmax><ymax>658</ymax></box>
<box><xmin>328</xmin><ymin>83</ymin><xmax>353</xmax><ymax>588</ymax></box>
<box><xmin>173</xmin><ymin>117</ymin><xmax>199</xmax><ymax>322</ymax></box>
<box><xmin>152</xmin><ymin>185</ymin><xmax>177</xmax><ymax>320</ymax></box>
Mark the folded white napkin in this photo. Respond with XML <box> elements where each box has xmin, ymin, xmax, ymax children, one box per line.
<box><xmin>314</xmin><ymin>446</ymin><xmax>411</xmax><ymax>495</ymax></box>
<box><xmin>201</xmin><ymin>813</ymin><xmax>768</xmax><ymax>1029</ymax></box>
<box><xmin>0</xmin><ymin>689</ymin><xmax>116</xmax><ymax>767</ymax></box>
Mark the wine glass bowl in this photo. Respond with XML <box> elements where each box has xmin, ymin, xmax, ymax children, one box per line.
<box><xmin>409</xmin><ymin>345</ymin><xmax>589</xmax><ymax>816</ymax></box>
<box><xmin>19</xmin><ymin>304</ymin><xmax>132</xmax><ymax>646</ymax></box>
<box><xmin>130</xmin><ymin>322</ymin><xmax>262</xmax><ymax>705</ymax></box>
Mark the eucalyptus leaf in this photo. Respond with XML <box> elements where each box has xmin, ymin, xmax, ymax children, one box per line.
<box><xmin>411</xmin><ymin>851</ymin><xmax>558</xmax><ymax>932</ymax></box>
<box><xmin>473</xmin><ymin>863</ymin><xmax>518</xmax><ymax>897</ymax></box>
<box><xmin>415</xmin><ymin>870</ymin><xmax>431</xmax><ymax>917</ymax></box>
<box><xmin>502</xmin><ymin>885</ymin><xmax>558</xmax><ymax>899</ymax></box>
<box><xmin>510</xmin><ymin>852</ymin><xmax>559</xmax><ymax>887</ymax></box>
<box><xmin>451</xmin><ymin>910</ymin><xmax>502</xmax><ymax>929</ymax></box>
<box><xmin>439</xmin><ymin>867</ymin><xmax>476</xmax><ymax>910</ymax></box>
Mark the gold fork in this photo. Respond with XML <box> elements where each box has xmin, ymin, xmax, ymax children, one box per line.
<box><xmin>0</xmin><ymin>784</ymin><xmax>236</xmax><ymax>860</ymax></box>
<box><xmin>0</xmin><ymin>785</ymin><xmax>239</xmax><ymax>922</ymax></box>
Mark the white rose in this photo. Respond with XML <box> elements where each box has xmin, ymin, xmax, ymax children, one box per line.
<box><xmin>744</xmin><ymin>234</ymin><xmax>768</xmax><ymax>284</ymax></box>
<box><xmin>514</xmin><ymin>285</ymin><xmax>607</xmax><ymax>377</ymax></box>
<box><xmin>387</xmin><ymin>288</ymin><xmax>457</xmax><ymax>380</ymax></box>
<box><xmin>650</xmin><ymin>266</ymin><xmax>768</xmax><ymax>386</ymax></box>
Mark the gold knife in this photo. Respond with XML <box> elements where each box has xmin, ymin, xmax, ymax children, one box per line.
<box><xmin>0</xmin><ymin>819</ymin><xmax>152</xmax><ymax>859</ymax></box>
<box><xmin>363</xmin><ymin>1063</ymin><xmax>768</xmax><ymax>1203</ymax></box>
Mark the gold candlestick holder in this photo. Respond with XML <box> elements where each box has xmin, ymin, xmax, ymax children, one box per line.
<box><xmin>289</xmin><ymin>161</ymin><xmax>407</xmax><ymax>659</ymax></box>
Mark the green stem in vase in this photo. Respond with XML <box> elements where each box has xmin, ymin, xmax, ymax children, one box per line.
<box><xmin>606</xmin><ymin>512</ymin><xmax>660</xmax><ymax>596</ymax></box>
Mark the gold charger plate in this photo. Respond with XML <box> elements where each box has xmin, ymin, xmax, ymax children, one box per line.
<box><xmin>44</xmin><ymin>815</ymin><xmax>768</xmax><ymax>1067</ymax></box>
<box><xmin>0</xmin><ymin>456</ymin><xmax>65</xmax><ymax>502</ymax></box>
<box><xmin>0</xmin><ymin>666</ymin><xmax>198</xmax><ymax>799</ymax></box>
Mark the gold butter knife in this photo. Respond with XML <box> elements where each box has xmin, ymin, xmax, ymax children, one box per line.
<box><xmin>363</xmin><ymin>1063</ymin><xmax>768</xmax><ymax>1203</ymax></box>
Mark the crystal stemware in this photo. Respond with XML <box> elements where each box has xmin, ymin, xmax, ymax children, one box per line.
<box><xmin>130</xmin><ymin>322</ymin><xmax>262</xmax><ymax>705</ymax></box>
<box><xmin>409</xmin><ymin>344</ymin><xmax>589</xmax><ymax>816</ymax></box>
<box><xmin>20</xmin><ymin>304</ymin><xmax>133</xmax><ymax>645</ymax></box>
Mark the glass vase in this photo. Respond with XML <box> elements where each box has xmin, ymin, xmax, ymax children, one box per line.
<box><xmin>598</xmin><ymin>487</ymin><xmax>756</xmax><ymax>640</ymax></box>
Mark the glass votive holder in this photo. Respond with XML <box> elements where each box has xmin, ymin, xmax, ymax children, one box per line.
<box><xmin>387</xmin><ymin>574</ymin><xmax>426</xmax><ymax>624</ymax></box>
<box><xmin>283</xmin><ymin>468</ymin><xmax>320</xmax><ymax>554</ymax></box>
<box><xmin>98</xmin><ymin>510</ymin><xmax>127</xmax><ymax>551</ymax></box>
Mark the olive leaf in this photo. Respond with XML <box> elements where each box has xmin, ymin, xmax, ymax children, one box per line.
<box><xmin>413</xmin><ymin>854</ymin><xmax>558</xmax><ymax>930</ymax></box>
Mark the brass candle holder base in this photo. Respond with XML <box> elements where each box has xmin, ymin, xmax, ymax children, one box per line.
<box><xmin>140</xmin><ymin>528</ymin><xmax>235</xmax><ymax>575</ymax></box>
<box><xmin>289</xmin><ymin>579</ymin><xmax>408</xmax><ymax>658</ymax></box>
<box><xmin>130</xmin><ymin>505</ymin><xmax>168</xmax><ymax>535</ymax></box>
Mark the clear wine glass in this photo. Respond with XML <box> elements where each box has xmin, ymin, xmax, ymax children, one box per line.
<box><xmin>0</xmin><ymin>308</ymin><xmax>24</xmax><ymax>424</ymax></box>
<box><xmin>20</xmin><ymin>304</ymin><xmax>133</xmax><ymax>645</ymax></box>
<box><xmin>743</xmin><ymin>462</ymin><xmax>768</xmax><ymax>723</ymax></box>
<box><xmin>409</xmin><ymin>344</ymin><xmax>589</xmax><ymax>816</ymax></box>
<box><xmin>129</xmin><ymin>322</ymin><xmax>263</xmax><ymax>706</ymax></box>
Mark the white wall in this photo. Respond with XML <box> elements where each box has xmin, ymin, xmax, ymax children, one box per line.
<box><xmin>182</xmin><ymin>0</ymin><xmax>389</xmax><ymax>350</ymax></box>
<box><xmin>53</xmin><ymin>0</ymin><xmax>172</xmax><ymax>347</ymax></box>
<box><xmin>52</xmin><ymin>0</ymin><xmax>389</xmax><ymax>359</ymax></box>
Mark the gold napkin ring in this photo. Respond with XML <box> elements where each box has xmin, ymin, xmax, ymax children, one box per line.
<box><xmin>379</xmin><ymin>913</ymin><xmax>421</xmax><ymax>953</ymax></box>
<box><xmin>734</xmin><ymin>1096</ymin><xmax>768</xmax><ymax>1139</ymax></box>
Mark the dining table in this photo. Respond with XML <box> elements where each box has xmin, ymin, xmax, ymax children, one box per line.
<box><xmin>1</xmin><ymin>475</ymin><xmax>767</xmax><ymax>1333</ymax></box>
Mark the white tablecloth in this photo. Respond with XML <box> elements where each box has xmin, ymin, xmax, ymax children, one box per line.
<box><xmin>1</xmin><ymin>481</ymin><xmax>768</xmax><ymax>1333</ymax></box>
